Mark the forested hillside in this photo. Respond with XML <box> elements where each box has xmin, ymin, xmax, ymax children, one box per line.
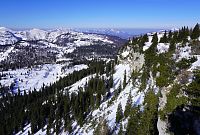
<box><xmin>0</xmin><ymin>23</ymin><xmax>200</xmax><ymax>135</ymax></box>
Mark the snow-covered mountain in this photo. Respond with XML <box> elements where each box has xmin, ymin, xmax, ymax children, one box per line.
<box><xmin>1</xmin><ymin>24</ymin><xmax>200</xmax><ymax>135</ymax></box>
<box><xmin>14</xmin><ymin>28</ymin><xmax>48</xmax><ymax>40</ymax></box>
<box><xmin>0</xmin><ymin>27</ymin><xmax>126</xmax><ymax>93</ymax></box>
<box><xmin>0</xmin><ymin>27</ymin><xmax>20</xmax><ymax>45</ymax></box>
<box><xmin>0</xmin><ymin>27</ymin><xmax>123</xmax><ymax>45</ymax></box>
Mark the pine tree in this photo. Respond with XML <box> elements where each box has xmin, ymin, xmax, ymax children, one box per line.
<box><xmin>186</xmin><ymin>70</ymin><xmax>200</xmax><ymax>109</ymax></box>
<box><xmin>160</xmin><ymin>31</ymin><xmax>168</xmax><ymax>43</ymax></box>
<box><xmin>126</xmin><ymin>106</ymin><xmax>140</xmax><ymax>135</ymax></box>
<box><xmin>142</xmin><ymin>34</ymin><xmax>149</xmax><ymax>42</ymax></box>
<box><xmin>115</xmin><ymin>82</ymin><xmax>122</xmax><ymax>96</ymax></box>
<box><xmin>138</xmin><ymin>90</ymin><xmax>159</xmax><ymax>134</ymax></box>
<box><xmin>116</xmin><ymin>103</ymin><xmax>123</xmax><ymax>123</ymax></box>
<box><xmin>124</xmin><ymin>92</ymin><xmax>132</xmax><ymax>117</ymax></box>
<box><xmin>109</xmin><ymin>75</ymin><xmax>113</xmax><ymax>88</ymax></box>
<box><xmin>152</xmin><ymin>33</ymin><xmax>158</xmax><ymax>44</ymax></box>
<box><xmin>191</xmin><ymin>23</ymin><xmax>200</xmax><ymax>39</ymax></box>
<box><xmin>123</xmin><ymin>70</ymin><xmax>127</xmax><ymax>89</ymax></box>
<box><xmin>168</xmin><ymin>30</ymin><xmax>173</xmax><ymax>40</ymax></box>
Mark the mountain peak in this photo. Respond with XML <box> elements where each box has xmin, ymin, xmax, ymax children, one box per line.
<box><xmin>0</xmin><ymin>27</ymin><xmax>12</xmax><ymax>32</ymax></box>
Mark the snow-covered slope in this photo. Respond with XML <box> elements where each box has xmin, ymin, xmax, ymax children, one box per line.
<box><xmin>0</xmin><ymin>64</ymin><xmax>88</xmax><ymax>94</ymax></box>
<box><xmin>0</xmin><ymin>27</ymin><xmax>20</xmax><ymax>45</ymax></box>
<box><xmin>15</xmin><ymin>28</ymin><xmax>48</xmax><ymax>40</ymax></box>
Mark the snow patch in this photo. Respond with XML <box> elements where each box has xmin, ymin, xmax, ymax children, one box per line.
<box><xmin>157</xmin><ymin>43</ymin><xmax>169</xmax><ymax>54</ymax></box>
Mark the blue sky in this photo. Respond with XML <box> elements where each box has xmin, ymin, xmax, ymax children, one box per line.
<box><xmin>0</xmin><ymin>0</ymin><xmax>199</xmax><ymax>29</ymax></box>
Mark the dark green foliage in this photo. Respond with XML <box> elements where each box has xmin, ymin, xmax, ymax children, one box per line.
<box><xmin>160</xmin><ymin>84</ymin><xmax>187</xmax><ymax>120</ymax></box>
<box><xmin>185</xmin><ymin>70</ymin><xmax>200</xmax><ymax>108</ymax></box>
<box><xmin>124</xmin><ymin>93</ymin><xmax>132</xmax><ymax>117</ymax></box>
<box><xmin>0</xmin><ymin>60</ymin><xmax>115</xmax><ymax>134</ymax></box>
<box><xmin>177</xmin><ymin>26</ymin><xmax>190</xmax><ymax>43</ymax></box>
<box><xmin>142</xmin><ymin>34</ymin><xmax>149</xmax><ymax>43</ymax></box>
<box><xmin>123</xmin><ymin>70</ymin><xmax>127</xmax><ymax>89</ymax></box>
<box><xmin>152</xmin><ymin>33</ymin><xmax>158</xmax><ymax>45</ymax></box>
<box><xmin>116</xmin><ymin>103</ymin><xmax>123</xmax><ymax>123</ymax></box>
<box><xmin>124</xmin><ymin>91</ymin><xmax>159</xmax><ymax>135</ymax></box>
<box><xmin>137</xmin><ymin>90</ymin><xmax>159</xmax><ymax>135</ymax></box>
<box><xmin>191</xmin><ymin>23</ymin><xmax>200</xmax><ymax>40</ymax></box>
<box><xmin>168</xmin><ymin>30</ymin><xmax>173</xmax><ymax>40</ymax></box>
<box><xmin>156</xmin><ymin>56</ymin><xmax>174</xmax><ymax>87</ymax></box>
<box><xmin>160</xmin><ymin>31</ymin><xmax>168</xmax><ymax>43</ymax></box>
<box><xmin>176</xmin><ymin>57</ymin><xmax>197</xmax><ymax>70</ymax></box>
<box><xmin>115</xmin><ymin>82</ymin><xmax>122</xmax><ymax>97</ymax></box>
<box><xmin>126</xmin><ymin>106</ymin><xmax>140</xmax><ymax>135</ymax></box>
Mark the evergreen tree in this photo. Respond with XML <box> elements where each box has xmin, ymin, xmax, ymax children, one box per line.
<box><xmin>160</xmin><ymin>31</ymin><xmax>168</xmax><ymax>43</ymax></box>
<box><xmin>115</xmin><ymin>82</ymin><xmax>122</xmax><ymax>96</ymax></box>
<box><xmin>124</xmin><ymin>92</ymin><xmax>132</xmax><ymax>117</ymax></box>
<box><xmin>191</xmin><ymin>23</ymin><xmax>200</xmax><ymax>39</ymax></box>
<box><xmin>138</xmin><ymin>90</ymin><xmax>159</xmax><ymax>135</ymax></box>
<box><xmin>142</xmin><ymin>34</ymin><xmax>149</xmax><ymax>42</ymax></box>
<box><xmin>126</xmin><ymin>106</ymin><xmax>140</xmax><ymax>135</ymax></box>
<box><xmin>186</xmin><ymin>70</ymin><xmax>200</xmax><ymax>109</ymax></box>
<box><xmin>116</xmin><ymin>103</ymin><xmax>123</xmax><ymax>123</ymax></box>
<box><xmin>123</xmin><ymin>70</ymin><xmax>127</xmax><ymax>89</ymax></box>
<box><xmin>168</xmin><ymin>30</ymin><xmax>173</xmax><ymax>40</ymax></box>
<box><xmin>152</xmin><ymin>33</ymin><xmax>158</xmax><ymax>44</ymax></box>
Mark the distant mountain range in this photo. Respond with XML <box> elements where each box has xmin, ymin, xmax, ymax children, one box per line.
<box><xmin>73</xmin><ymin>28</ymin><xmax>163</xmax><ymax>39</ymax></box>
<box><xmin>0</xmin><ymin>27</ymin><xmax>164</xmax><ymax>45</ymax></box>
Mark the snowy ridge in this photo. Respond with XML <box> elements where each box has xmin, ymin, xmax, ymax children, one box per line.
<box><xmin>0</xmin><ymin>27</ymin><xmax>19</xmax><ymax>45</ymax></box>
<box><xmin>0</xmin><ymin>27</ymin><xmax>115</xmax><ymax>45</ymax></box>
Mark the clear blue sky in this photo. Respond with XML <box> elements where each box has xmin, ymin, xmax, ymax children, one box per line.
<box><xmin>0</xmin><ymin>0</ymin><xmax>199</xmax><ymax>29</ymax></box>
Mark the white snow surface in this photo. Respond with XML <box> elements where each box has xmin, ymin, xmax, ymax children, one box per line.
<box><xmin>0</xmin><ymin>46</ymin><xmax>14</xmax><ymax>62</ymax></box>
<box><xmin>66</xmin><ymin>74</ymin><xmax>95</xmax><ymax>94</ymax></box>
<box><xmin>121</xmin><ymin>51</ymin><xmax>129</xmax><ymax>58</ymax></box>
<box><xmin>190</xmin><ymin>55</ymin><xmax>200</xmax><ymax>70</ymax></box>
<box><xmin>0</xmin><ymin>64</ymin><xmax>88</xmax><ymax>93</ymax></box>
<box><xmin>143</xmin><ymin>36</ymin><xmax>153</xmax><ymax>51</ymax></box>
<box><xmin>157</xmin><ymin>43</ymin><xmax>169</xmax><ymax>54</ymax></box>
<box><xmin>176</xmin><ymin>44</ymin><xmax>191</xmax><ymax>61</ymax></box>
